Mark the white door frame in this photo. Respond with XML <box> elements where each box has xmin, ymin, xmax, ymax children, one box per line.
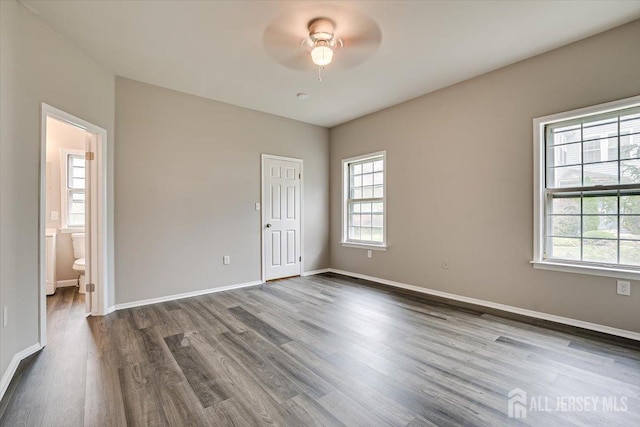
<box><xmin>260</xmin><ymin>154</ymin><xmax>304</xmax><ymax>282</ymax></box>
<box><xmin>39</xmin><ymin>103</ymin><xmax>109</xmax><ymax>347</ymax></box>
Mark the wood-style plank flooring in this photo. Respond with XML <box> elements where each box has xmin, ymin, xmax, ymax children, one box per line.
<box><xmin>1</xmin><ymin>273</ymin><xmax>639</xmax><ymax>426</ymax></box>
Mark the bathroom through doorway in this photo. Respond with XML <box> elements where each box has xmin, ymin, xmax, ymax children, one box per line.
<box><xmin>39</xmin><ymin>104</ymin><xmax>109</xmax><ymax>347</ymax></box>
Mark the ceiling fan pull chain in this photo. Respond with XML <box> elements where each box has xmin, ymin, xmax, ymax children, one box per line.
<box><xmin>318</xmin><ymin>65</ymin><xmax>322</xmax><ymax>82</ymax></box>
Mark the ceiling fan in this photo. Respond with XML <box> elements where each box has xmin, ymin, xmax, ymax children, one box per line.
<box><xmin>262</xmin><ymin>6</ymin><xmax>382</xmax><ymax>81</ymax></box>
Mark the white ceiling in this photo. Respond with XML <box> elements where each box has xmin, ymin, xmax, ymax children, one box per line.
<box><xmin>22</xmin><ymin>0</ymin><xmax>640</xmax><ymax>127</ymax></box>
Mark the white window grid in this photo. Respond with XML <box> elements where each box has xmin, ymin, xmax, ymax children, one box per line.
<box><xmin>66</xmin><ymin>153</ymin><xmax>85</xmax><ymax>228</ymax></box>
<box><xmin>342</xmin><ymin>151</ymin><xmax>387</xmax><ymax>247</ymax></box>
<box><xmin>544</xmin><ymin>106</ymin><xmax>640</xmax><ymax>267</ymax></box>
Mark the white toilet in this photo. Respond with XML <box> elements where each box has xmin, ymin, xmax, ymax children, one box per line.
<box><xmin>71</xmin><ymin>233</ymin><xmax>86</xmax><ymax>294</ymax></box>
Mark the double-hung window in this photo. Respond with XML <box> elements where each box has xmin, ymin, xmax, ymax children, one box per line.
<box><xmin>533</xmin><ymin>96</ymin><xmax>640</xmax><ymax>279</ymax></box>
<box><xmin>342</xmin><ymin>151</ymin><xmax>387</xmax><ymax>249</ymax></box>
<box><xmin>61</xmin><ymin>150</ymin><xmax>85</xmax><ymax>229</ymax></box>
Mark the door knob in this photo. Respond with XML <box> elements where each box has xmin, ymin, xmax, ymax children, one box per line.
<box><xmin>265</xmin><ymin>223</ymin><xmax>272</xmax><ymax>228</ymax></box>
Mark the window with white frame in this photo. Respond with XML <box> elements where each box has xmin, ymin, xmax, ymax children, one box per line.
<box><xmin>342</xmin><ymin>151</ymin><xmax>387</xmax><ymax>248</ymax></box>
<box><xmin>534</xmin><ymin>97</ymin><xmax>640</xmax><ymax>276</ymax></box>
<box><xmin>62</xmin><ymin>150</ymin><xmax>85</xmax><ymax>228</ymax></box>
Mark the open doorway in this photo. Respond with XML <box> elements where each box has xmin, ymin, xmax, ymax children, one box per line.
<box><xmin>39</xmin><ymin>104</ymin><xmax>108</xmax><ymax>347</ymax></box>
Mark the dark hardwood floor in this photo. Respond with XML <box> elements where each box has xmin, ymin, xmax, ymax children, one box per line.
<box><xmin>1</xmin><ymin>273</ymin><xmax>639</xmax><ymax>426</ymax></box>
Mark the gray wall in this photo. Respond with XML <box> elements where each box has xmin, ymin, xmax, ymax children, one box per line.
<box><xmin>114</xmin><ymin>78</ymin><xmax>329</xmax><ymax>304</ymax></box>
<box><xmin>330</xmin><ymin>20</ymin><xmax>640</xmax><ymax>333</ymax></box>
<box><xmin>0</xmin><ymin>0</ymin><xmax>115</xmax><ymax>378</ymax></box>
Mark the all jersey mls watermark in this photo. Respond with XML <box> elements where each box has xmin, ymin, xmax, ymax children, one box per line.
<box><xmin>508</xmin><ymin>388</ymin><xmax>628</xmax><ymax>419</ymax></box>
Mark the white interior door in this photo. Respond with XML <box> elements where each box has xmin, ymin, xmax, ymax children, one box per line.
<box><xmin>263</xmin><ymin>156</ymin><xmax>301</xmax><ymax>280</ymax></box>
<box><xmin>84</xmin><ymin>133</ymin><xmax>94</xmax><ymax>313</ymax></box>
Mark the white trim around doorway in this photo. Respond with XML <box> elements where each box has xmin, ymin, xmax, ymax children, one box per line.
<box><xmin>39</xmin><ymin>103</ymin><xmax>110</xmax><ymax>347</ymax></box>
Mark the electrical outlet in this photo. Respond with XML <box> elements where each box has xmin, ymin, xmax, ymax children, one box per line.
<box><xmin>367</xmin><ymin>250</ymin><xmax>372</xmax><ymax>258</ymax></box>
<box><xmin>3</xmin><ymin>307</ymin><xmax>7</xmax><ymax>327</ymax></box>
<box><xmin>255</xmin><ymin>202</ymin><xmax>260</xmax><ymax>211</ymax></box>
<box><xmin>617</xmin><ymin>280</ymin><xmax>631</xmax><ymax>296</ymax></box>
<box><xmin>51</xmin><ymin>211</ymin><xmax>59</xmax><ymax>221</ymax></box>
<box><xmin>442</xmin><ymin>259</ymin><xmax>450</xmax><ymax>270</ymax></box>
<box><xmin>223</xmin><ymin>255</ymin><xmax>231</xmax><ymax>265</ymax></box>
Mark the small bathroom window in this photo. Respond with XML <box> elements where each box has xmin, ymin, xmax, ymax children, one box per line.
<box><xmin>61</xmin><ymin>150</ymin><xmax>85</xmax><ymax>229</ymax></box>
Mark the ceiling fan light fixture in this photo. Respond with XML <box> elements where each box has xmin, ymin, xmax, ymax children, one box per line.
<box><xmin>311</xmin><ymin>42</ymin><xmax>333</xmax><ymax>66</ymax></box>
<box><xmin>301</xmin><ymin>18</ymin><xmax>345</xmax><ymax>81</ymax></box>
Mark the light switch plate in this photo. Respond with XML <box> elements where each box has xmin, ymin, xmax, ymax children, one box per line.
<box><xmin>223</xmin><ymin>256</ymin><xmax>231</xmax><ymax>265</ymax></box>
<box><xmin>255</xmin><ymin>203</ymin><xmax>260</xmax><ymax>211</ymax></box>
<box><xmin>51</xmin><ymin>211</ymin><xmax>59</xmax><ymax>221</ymax></box>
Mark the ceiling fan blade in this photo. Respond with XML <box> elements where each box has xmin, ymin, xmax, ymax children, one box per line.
<box><xmin>280</xmin><ymin>51</ymin><xmax>315</xmax><ymax>71</ymax></box>
<box><xmin>263</xmin><ymin>26</ymin><xmax>302</xmax><ymax>49</ymax></box>
<box><xmin>337</xmin><ymin>14</ymin><xmax>382</xmax><ymax>45</ymax></box>
<box><xmin>344</xmin><ymin>34</ymin><xmax>382</xmax><ymax>49</ymax></box>
<box><xmin>329</xmin><ymin>51</ymin><xmax>371</xmax><ymax>70</ymax></box>
<box><xmin>330</xmin><ymin>34</ymin><xmax>382</xmax><ymax>70</ymax></box>
<box><xmin>263</xmin><ymin>25</ymin><xmax>312</xmax><ymax>70</ymax></box>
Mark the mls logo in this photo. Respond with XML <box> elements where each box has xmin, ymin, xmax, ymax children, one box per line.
<box><xmin>508</xmin><ymin>388</ymin><xmax>528</xmax><ymax>419</ymax></box>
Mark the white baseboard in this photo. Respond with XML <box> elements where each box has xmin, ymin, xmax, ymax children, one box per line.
<box><xmin>113</xmin><ymin>280</ymin><xmax>263</xmax><ymax>311</ymax></box>
<box><xmin>328</xmin><ymin>268</ymin><xmax>640</xmax><ymax>342</ymax></box>
<box><xmin>302</xmin><ymin>268</ymin><xmax>330</xmax><ymax>276</ymax></box>
<box><xmin>56</xmin><ymin>279</ymin><xmax>77</xmax><ymax>288</ymax></box>
<box><xmin>109</xmin><ymin>272</ymin><xmax>328</xmax><ymax>313</ymax></box>
<box><xmin>0</xmin><ymin>343</ymin><xmax>42</xmax><ymax>402</ymax></box>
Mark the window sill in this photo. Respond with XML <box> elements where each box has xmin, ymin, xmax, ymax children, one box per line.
<box><xmin>340</xmin><ymin>242</ymin><xmax>387</xmax><ymax>251</ymax></box>
<box><xmin>531</xmin><ymin>260</ymin><xmax>640</xmax><ymax>281</ymax></box>
<box><xmin>60</xmin><ymin>227</ymin><xmax>85</xmax><ymax>234</ymax></box>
